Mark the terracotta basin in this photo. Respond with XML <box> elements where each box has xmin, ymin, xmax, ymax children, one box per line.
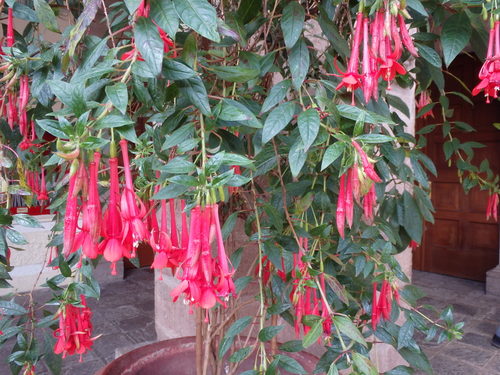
<box><xmin>95</xmin><ymin>336</ymin><xmax>319</xmax><ymax>375</ymax></box>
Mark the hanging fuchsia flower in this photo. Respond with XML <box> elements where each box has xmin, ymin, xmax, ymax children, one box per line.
<box><xmin>336</xmin><ymin>173</ymin><xmax>346</xmax><ymax>238</ymax></box>
<box><xmin>416</xmin><ymin>90</ymin><xmax>434</xmax><ymax>119</ymax></box>
<box><xmin>100</xmin><ymin>157</ymin><xmax>127</xmax><ymax>275</ymax></box>
<box><xmin>398</xmin><ymin>14</ymin><xmax>418</xmax><ymax>57</ymax></box>
<box><xmin>6</xmin><ymin>8</ymin><xmax>14</xmax><ymax>48</ymax></box>
<box><xmin>352</xmin><ymin>140</ymin><xmax>382</xmax><ymax>183</ymax></box>
<box><xmin>37</xmin><ymin>168</ymin><xmax>49</xmax><ymax>202</ymax></box>
<box><xmin>362</xmin><ymin>16</ymin><xmax>377</xmax><ymax>103</ymax></box>
<box><xmin>171</xmin><ymin>204</ymin><xmax>234</xmax><ymax>311</ymax></box>
<box><xmin>53</xmin><ymin>295</ymin><xmax>94</xmax><ymax>359</ymax></box>
<box><xmin>363</xmin><ymin>183</ymin><xmax>377</xmax><ymax>222</ymax></box>
<box><xmin>332</xmin><ymin>12</ymin><xmax>364</xmax><ymax>104</ymax></box>
<box><xmin>372</xmin><ymin>280</ymin><xmax>401</xmax><ymax>330</ymax></box>
<box><xmin>86</xmin><ymin>153</ymin><xmax>102</xmax><ymax>241</ymax></box>
<box><xmin>486</xmin><ymin>192</ymin><xmax>499</xmax><ymax>221</ymax></box>
<box><xmin>119</xmin><ymin>139</ymin><xmax>148</xmax><ymax>255</ymax></box>
<box><xmin>63</xmin><ymin>165</ymin><xmax>80</xmax><ymax>257</ymax></box>
<box><xmin>472</xmin><ymin>21</ymin><xmax>500</xmax><ymax>103</ymax></box>
<box><xmin>150</xmin><ymin>200</ymin><xmax>178</xmax><ymax>279</ymax></box>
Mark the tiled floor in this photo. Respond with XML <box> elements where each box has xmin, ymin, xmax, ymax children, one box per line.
<box><xmin>0</xmin><ymin>268</ymin><xmax>155</xmax><ymax>375</ymax></box>
<box><xmin>2</xmin><ymin>268</ymin><xmax>500</xmax><ymax>374</ymax></box>
<box><xmin>413</xmin><ymin>270</ymin><xmax>500</xmax><ymax>375</ymax></box>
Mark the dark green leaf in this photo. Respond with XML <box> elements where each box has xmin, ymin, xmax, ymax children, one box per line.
<box><xmin>416</xmin><ymin>43</ymin><xmax>442</xmax><ymax>68</ymax></box>
<box><xmin>261</xmin><ymin>80</ymin><xmax>291</xmax><ymax>113</ymax></box>
<box><xmin>333</xmin><ymin>316</ymin><xmax>367</xmax><ymax>347</ymax></box>
<box><xmin>163</xmin><ymin>59</ymin><xmax>197</xmax><ymax>80</ymax></box>
<box><xmin>321</xmin><ymin>142</ymin><xmax>345</xmax><ymax>171</ymax></box>
<box><xmin>106</xmin><ymin>83</ymin><xmax>128</xmax><ymax>115</ymax></box>
<box><xmin>403</xmin><ymin>191</ymin><xmax>423</xmax><ymax>243</ymax></box>
<box><xmin>288</xmin><ymin>38</ymin><xmax>309</xmax><ymax>89</ymax></box>
<box><xmin>279</xmin><ymin>340</ymin><xmax>304</xmax><ymax>352</ymax></box>
<box><xmin>12</xmin><ymin>215</ymin><xmax>43</xmax><ymax>228</ymax></box>
<box><xmin>135</xmin><ymin>17</ymin><xmax>165</xmax><ymax>76</ymax></box>
<box><xmin>302</xmin><ymin>319</ymin><xmax>323</xmax><ymax>348</ymax></box>
<box><xmin>229</xmin><ymin>346</ymin><xmax>253</xmax><ymax>362</ymax></box>
<box><xmin>258</xmin><ymin>325</ymin><xmax>284</xmax><ymax>341</ymax></box>
<box><xmin>298</xmin><ymin>108</ymin><xmax>320</xmax><ymax>151</ymax></box>
<box><xmin>262</xmin><ymin>102</ymin><xmax>296</xmax><ymax>143</ymax></box>
<box><xmin>384</xmin><ymin>365</ymin><xmax>415</xmax><ymax>375</ymax></box>
<box><xmin>281</xmin><ymin>2</ymin><xmax>305</xmax><ymax>49</ymax></box>
<box><xmin>0</xmin><ymin>300</ymin><xmax>27</xmax><ymax>315</ymax></box>
<box><xmin>153</xmin><ymin>183</ymin><xmax>189</xmax><ymax>199</ymax></box>
<box><xmin>289</xmin><ymin>139</ymin><xmax>307</xmax><ymax>177</ymax></box>
<box><xmin>173</xmin><ymin>0</ymin><xmax>220</xmax><ymax>42</ymax></box>
<box><xmin>398</xmin><ymin>348</ymin><xmax>432</xmax><ymax>373</ymax></box>
<box><xmin>355</xmin><ymin>134</ymin><xmax>393</xmax><ymax>144</ymax></box>
<box><xmin>211</xmin><ymin>66</ymin><xmax>260</xmax><ymax>83</ymax></box>
<box><xmin>178</xmin><ymin>77</ymin><xmax>211</xmax><ymax>115</ymax></box>
<box><xmin>397</xmin><ymin>321</ymin><xmax>415</xmax><ymax>350</ymax></box>
<box><xmin>151</xmin><ymin>0</ymin><xmax>179</xmax><ymax>38</ymax></box>
<box><xmin>277</xmin><ymin>355</ymin><xmax>307</xmax><ymax>374</ymax></box>
<box><xmin>33</xmin><ymin>0</ymin><xmax>58</xmax><ymax>32</ymax></box>
<box><xmin>441</xmin><ymin>13</ymin><xmax>471</xmax><ymax>67</ymax></box>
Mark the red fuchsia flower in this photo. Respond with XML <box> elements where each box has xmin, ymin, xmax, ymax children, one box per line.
<box><xmin>180</xmin><ymin>200</ymin><xmax>189</xmax><ymax>250</ymax></box>
<box><xmin>345</xmin><ymin>167</ymin><xmax>355</xmax><ymax>229</ymax></box>
<box><xmin>351</xmin><ymin>140</ymin><xmax>382</xmax><ymax>183</ymax></box>
<box><xmin>332</xmin><ymin>12</ymin><xmax>364</xmax><ymax>105</ymax></box>
<box><xmin>119</xmin><ymin>139</ymin><xmax>148</xmax><ymax>255</ymax></box>
<box><xmin>150</xmin><ymin>200</ymin><xmax>177</xmax><ymax>279</ymax></box>
<box><xmin>120</xmin><ymin>46</ymin><xmax>145</xmax><ymax>62</ymax></box>
<box><xmin>37</xmin><ymin>168</ymin><xmax>49</xmax><ymax>202</ymax></box>
<box><xmin>171</xmin><ymin>204</ymin><xmax>235</xmax><ymax>311</ymax></box>
<box><xmin>100</xmin><ymin>157</ymin><xmax>127</xmax><ymax>275</ymax></box>
<box><xmin>372</xmin><ymin>279</ymin><xmax>401</xmax><ymax>331</ymax></box>
<box><xmin>63</xmin><ymin>166</ymin><xmax>80</xmax><ymax>257</ymax></box>
<box><xmin>6</xmin><ymin>8</ymin><xmax>14</xmax><ymax>48</ymax></box>
<box><xmin>363</xmin><ymin>183</ymin><xmax>376</xmax><ymax>222</ymax></box>
<box><xmin>157</xmin><ymin>27</ymin><xmax>176</xmax><ymax>55</ymax></box>
<box><xmin>53</xmin><ymin>295</ymin><xmax>94</xmax><ymax>360</ymax></box>
<box><xmin>416</xmin><ymin>90</ymin><xmax>434</xmax><ymax>119</ymax></box>
<box><xmin>21</xmin><ymin>364</ymin><xmax>35</xmax><ymax>375</ymax></box>
<box><xmin>409</xmin><ymin>240</ymin><xmax>419</xmax><ymax>250</ymax></box>
<box><xmin>377</xmin><ymin>17</ymin><xmax>406</xmax><ymax>89</ymax></box>
<box><xmin>86</xmin><ymin>153</ymin><xmax>102</xmax><ymax>241</ymax></box>
<box><xmin>362</xmin><ymin>16</ymin><xmax>377</xmax><ymax>103</ymax></box>
<box><xmin>136</xmin><ymin>0</ymin><xmax>150</xmax><ymax>17</ymax></box>
<box><xmin>336</xmin><ymin>173</ymin><xmax>346</xmax><ymax>239</ymax></box>
<box><xmin>398</xmin><ymin>14</ymin><xmax>418</xmax><ymax>57</ymax></box>
<box><xmin>486</xmin><ymin>192</ymin><xmax>499</xmax><ymax>222</ymax></box>
<box><xmin>169</xmin><ymin>199</ymin><xmax>179</xmax><ymax>248</ymax></box>
<box><xmin>472</xmin><ymin>21</ymin><xmax>500</xmax><ymax>103</ymax></box>
<box><xmin>7</xmin><ymin>92</ymin><xmax>17</xmax><ymax>130</ymax></box>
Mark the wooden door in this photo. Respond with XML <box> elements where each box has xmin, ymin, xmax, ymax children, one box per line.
<box><xmin>413</xmin><ymin>54</ymin><xmax>500</xmax><ymax>281</ymax></box>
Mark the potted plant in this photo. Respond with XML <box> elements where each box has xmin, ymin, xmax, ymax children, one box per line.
<box><xmin>0</xmin><ymin>0</ymin><xmax>498</xmax><ymax>374</ymax></box>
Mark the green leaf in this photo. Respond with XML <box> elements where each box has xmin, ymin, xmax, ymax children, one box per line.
<box><xmin>298</xmin><ymin>108</ymin><xmax>320</xmax><ymax>151</ymax></box>
<box><xmin>124</xmin><ymin>0</ymin><xmax>142</xmax><ymax>13</ymax></box>
<box><xmin>258</xmin><ymin>325</ymin><xmax>284</xmax><ymax>342</ymax></box>
<box><xmin>398</xmin><ymin>348</ymin><xmax>432</xmax><ymax>374</ymax></box>
<box><xmin>397</xmin><ymin>321</ymin><xmax>415</xmax><ymax>350</ymax></box>
<box><xmin>302</xmin><ymin>319</ymin><xmax>323</xmax><ymax>348</ymax></box>
<box><xmin>406</xmin><ymin>0</ymin><xmax>427</xmax><ymax>16</ymax></box>
<box><xmin>355</xmin><ymin>134</ymin><xmax>394</xmax><ymax>144</ymax></box>
<box><xmin>333</xmin><ymin>316</ymin><xmax>367</xmax><ymax>347</ymax></box>
<box><xmin>441</xmin><ymin>13</ymin><xmax>471</xmax><ymax>67</ymax></box>
<box><xmin>384</xmin><ymin>365</ymin><xmax>415</xmax><ymax>375</ymax></box>
<box><xmin>328</xmin><ymin>363</ymin><xmax>340</xmax><ymax>375</ymax></box>
<box><xmin>6</xmin><ymin>229</ymin><xmax>28</xmax><ymax>245</ymax></box>
<box><xmin>162</xmin><ymin>123</ymin><xmax>194</xmax><ymax>150</ymax></box>
<box><xmin>279</xmin><ymin>340</ymin><xmax>304</xmax><ymax>353</ymax></box>
<box><xmin>337</xmin><ymin>104</ymin><xmax>395</xmax><ymax>124</ymax></box>
<box><xmin>236</xmin><ymin>0</ymin><xmax>259</xmax><ymax>23</ymax></box>
<box><xmin>36</xmin><ymin>119</ymin><xmax>68</xmax><ymax>138</ymax></box>
<box><xmin>153</xmin><ymin>183</ymin><xmax>188</xmax><ymax>199</ymax></box>
<box><xmin>262</xmin><ymin>102</ymin><xmax>296</xmax><ymax>143</ymax></box>
<box><xmin>211</xmin><ymin>66</ymin><xmax>260</xmax><ymax>83</ymax></box>
<box><xmin>261</xmin><ymin>80</ymin><xmax>291</xmax><ymax>113</ymax></box>
<box><xmin>65</xmin><ymin>0</ymin><xmax>101</xmax><ymax>59</ymax></box>
<box><xmin>229</xmin><ymin>346</ymin><xmax>252</xmax><ymax>362</ymax></box>
<box><xmin>33</xmin><ymin>0</ymin><xmax>59</xmax><ymax>32</ymax></box>
<box><xmin>178</xmin><ymin>77</ymin><xmax>211</xmax><ymax>115</ymax></box>
<box><xmin>135</xmin><ymin>17</ymin><xmax>165</xmax><ymax>76</ymax></box>
<box><xmin>173</xmin><ymin>0</ymin><xmax>220</xmax><ymax>42</ymax></box>
<box><xmin>321</xmin><ymin>142</ymin><xmax>345</xmax><ymax>171</ymax></box>
<box><xmin>289</xmin><ymin>139</ymin><xmax>307</xmax><ymax>178</ymax></box>
<box><xmin>277</xmin><ymin>355</ymin><xmax>307</xmax><ymax>374</ymax></box>
<box><xmin>12</xmin><ymin>214</ymin><xmax>43</xmax><ymax>228</ymax></box>
<box><xmin>281</xmin><ymin>2</ymin><xmax>305</xmax><ymax>49</ymax></box>
<box><xmin>163</xmin><ymin>59</ymin><xmax>197</xmax><ymax>80</ymax></box>
<box><xmin>95</xmin><ymin>112</ymin><xmax>135</xmax><ymax>130</ymax></box>
<box><xmin>288</xmin><ymin>38</ymin><xmax>309</xmax><ymax>89</ymax></box>
<box><xmin>403</xmin><ymin>191</ymin><xmax>423</xmax><ymax>243</ymax></box>
<box><xmin>0</xmin><ymin>300</ymin><xmax>27</xmax><ymax>315</ymax></box>
<box><xmin>219</xmin><ymin>316</ymin><xmax>252</xmax><ymax>357</ymax></box>
<box><xmin>151</xmin><ymin>0</ymin><xmax>179</xmax><ymax>38</ymax></box>
<box><xmin>221</xmin><ymin>211</ymin><xmax>239</xmax><ymax>241</ymax></box>
<box><xmin>106</xmin><ymin>83</ymin><xmax>128</xmax><ymax>115</ymax></box>
<box><xmin>415</xmin><ymin>43</ymin><xmax>442</xmax><ymax>68</ymax></box>
<box><xmin>161</xmin><ymin>157</ymin><xmax>196</xmax><ymax>174</ymax></box>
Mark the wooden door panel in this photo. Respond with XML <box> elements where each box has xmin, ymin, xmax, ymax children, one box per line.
<box><xmin>413</xmin><ymin>54</ymin><xmax>500</xmax><ymax>281</ymax></box>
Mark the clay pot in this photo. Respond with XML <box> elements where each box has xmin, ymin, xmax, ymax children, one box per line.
<box><xmin>95</xmin><ymin>336</ymin><xmax>319</xmax><ymax>375</ymax></box>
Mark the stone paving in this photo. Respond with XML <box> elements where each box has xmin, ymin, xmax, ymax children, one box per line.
<box><xmin>0</xmin><ymin>268</ymin><xmax>156</xmax><ymax>375</ymax></box>
<box><xmin>413</xmin><ymin>270</ymin><xmax>500</xmax><ymax>375</ymax></box>
<box><xmin>2</xmin><ymin>268</ymin><xmax>500</xmax><ymax>374</ymax></box>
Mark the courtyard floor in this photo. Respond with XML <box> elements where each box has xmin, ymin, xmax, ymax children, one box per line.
<box><xmin>1</xmin><ymin>268</ymin><xmax>500</xmax><ymax>374</ymax></box>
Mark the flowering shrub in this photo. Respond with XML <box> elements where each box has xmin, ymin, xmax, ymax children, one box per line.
<box><xmin>0</xmin><ymin>0</ymin><xmax>498</xmax><ymax>374</ymax></box>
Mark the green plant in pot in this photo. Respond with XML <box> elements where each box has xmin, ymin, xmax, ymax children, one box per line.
<box><xmin>0</xmin><ymin>0</ymin><xmax>498</xmax><ymax>374</ymax></box>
